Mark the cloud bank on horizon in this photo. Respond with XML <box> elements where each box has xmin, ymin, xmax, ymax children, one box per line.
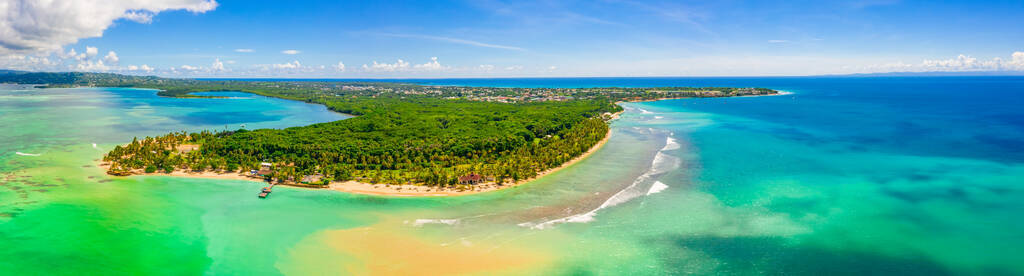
<box><xmin>1</xmin><ymin>0</ymin><xmax>1023</xmax><ymax>77</ymax></box>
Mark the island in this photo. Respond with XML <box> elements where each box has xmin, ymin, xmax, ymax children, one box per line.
<box><xmin>1</xmin><ymin>71</ymin><xmax>778</xmax><ymax>196</ymax></box>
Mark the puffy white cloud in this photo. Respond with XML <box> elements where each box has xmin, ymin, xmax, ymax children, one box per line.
<box><xmin>122</xmin><ymin>64</ymin><xmax>154</xmax><ymax>73</ymax></box>
<box><xmin>75</xmin><ymin>60</ymin><xmax>110</xmax><ymax>71</ymax></box>
<box><xmin>859</xmin><ymin>51</ymin><xmax>1024</xmax><ymax>73</ymax></box>
<box><xmin>85</xmin><ymin>47</ymin><xmax>99</xmax><ymax>58</ymax></box>
<box><xmin>234</xmin><ymin>48</ymin><xmax>254</xmax><ymax>53</ymax></box>
<box><xmin>363</xmin><ymin>59</ymin><xmax>411</xmax><ymax>72</ymax></box>
<box><xmin>0</xmin><ymin>0</ymin><xmax>218</xmax><ymax>54</ymax></box>
<box><xmin>211</xmin><ymin>58</ymin><xmax>225</xmax><ymax>71</ymax></box>
<box><xmin>0</xmin><ymin>54</ymin><xmax>57</xmax><ymax>71</ymax></box>
<box><xmin>281</xmin><ymin>50</ymin><xmax>300</xmax><ymax>55</ymax></box>
<box><xmin>180</xmin><ymin>65</ymin><xmax>200</xmax><ymax>71</ymax></box>
<box><xmin>413</xmin><ymin>57</ymin><xmax>446</xmax><ymax>70</ymax></box>
<box><xmin>103</xmin><ymin>51</ymin><xmax>119</xmax><ymax>65</ymax></box>
<box><xmin>272</xmin><ymin>60</ymin><xmax>302</xmax><ymax>69</ymax></box>
<box><xmin>478</xmin><ymin>64</ymin><xmax>495</xmax><ymax>71</ymax></box>
<box><xmin>334</xmin><ymin>61</ymin><xmax>346</xmax><ymax>71</ymax></box>
<box><xmin>360</xmin><ymin>57</ymin><xmax>451</xmax><ymax>73</ymax></box>
<box><xmin>1012</xmin><ymin>51</ymin><xmax>1024</xmax><ymax>65</ymax></box>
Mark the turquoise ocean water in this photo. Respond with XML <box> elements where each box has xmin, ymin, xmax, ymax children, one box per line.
<box><xmin>2</xmin><ymin>77</ymin><xmax>1023</xmax><ymax>274</ymax></box>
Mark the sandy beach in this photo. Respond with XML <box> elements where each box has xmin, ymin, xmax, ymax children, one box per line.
<box><xmin>96</xmin><ymin>110</ymin><xmax>621</xmax><ymax>197</ymax></box>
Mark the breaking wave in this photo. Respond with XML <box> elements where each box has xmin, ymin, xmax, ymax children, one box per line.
<box><xmin>523</xmin><ymin>136</ymin><xmax>681</xmax><ymax>229</ymax></box>
<box><xmin>647</xmin><ymin>181</ymin><xmax>669</xmax><ymax>195</ymax></box>
<box><xmin>662</xmin><ymin>137</ymin><xmax>680</xmax><ymax>151</ymax></box>
<box><xmin>409</xmin><ymin>219</ymin><xmax>460</xmax><ymax>227</ymax></box>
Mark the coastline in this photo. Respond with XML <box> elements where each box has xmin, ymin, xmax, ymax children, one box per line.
<box><xmin>96</xmin><ymin>110</ymin><xmax>622</xmax><ymax>197</ymax></box>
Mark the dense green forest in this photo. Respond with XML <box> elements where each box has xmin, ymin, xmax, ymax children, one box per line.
<box><xmin>2</xmin><ymin>72</ymin><xmax>775</xmax><ymax>187</ymax></box>
<box><xmin>103</xmin><ymin>97</ymin><xmax>614</xmax><ymax>186</ymax></box>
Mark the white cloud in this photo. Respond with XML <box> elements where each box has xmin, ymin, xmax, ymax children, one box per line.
<box><xmin>548</xmin><ymin>66</ymin><xmax>558</xmax><ymax>71</ymax></box>
<box><xmin>0</xmin><ymin>0</ymin><xmax>218</xmax><ymax>55</ymax></box>
<box><xmin>271</xmin><ymin>60</ymin><xmax>302</xmax><ymax>69</ymax></box>
<box><xmin>478</xmin><ymin>64</ymin><xmax>495</xmax><ymax>71</ymax></box>
<box><xmin>413</xmin><ymin>57</ymin><xmax>446</xmax><ymax>70</ymax></box>
<box><xmin>0</xmin><ymin>54</ymin><xmax>57</xmax><ymax>71</ymax></box>
<box><xmin>334</xmin><ymin>61</ymin><xmax>346</xmax><ymax>71</ymax></box>
<box><xmin>103</xmin><ymin>51</ymin><xmax>119</xmax><ymax>65</ymax></box>
<box><xmin>180</xmin><ymin>65</ymin><xmax>200</xmax><ymax>71</ymax></box>
<box><xmin>85</xmin><ymin>46</ymin><xmax>99</xmax><ymax>58</ymax></box>
<box><xmin>839</xmin><ymin>51</ymin><xmax>1024</xmax><ymax>74</ymax></box>
<box><xmin>281</xmin><ymin>50</ymin><xmax>301</xmax><ymax>55</ymax></box>
<box><xmin>504</xmin><ymin>65</ymin><xmax>524</xmax><ymax>71</ymax></box>
<box><xmin>211</xmin><ymin>58</ymin><xmax>225</xmax><ymax>71</ymax></box>
<box><xmin>234</xmin><ymin>48</ymin><xmax>254</xmax><ymax>53</ymax></box>
<box><xmin>363</xmin><ymin>59</ymin><xmax>411</xmax><ymax>72</ymax></box>
<box><xmin>75</xmin><ymin>60</ymin><xmax>109</xmax><ymax>71</ymax></box>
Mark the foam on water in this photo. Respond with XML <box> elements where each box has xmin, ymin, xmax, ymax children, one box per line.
<box><xmin>410</xmin><ymin>219</ymin><xmax>460</xmax><ymax>227</ymax></box>
<box><xmin>524</xmin><ymin>135</ymin><xmax>681</xmax><ymax>229</ymax></box>
<box><xmin>15</xmin><ymin>152</ymin><xmax>41</xmax><ymax>156</ymax></box>
<box><xmin>646</xmin><ymin>181</ymin><xmax>669</xmax><ymax>195</ymax></box>
<box><xmin>662</xmin><ymin>137</ymin><xmax>680</xmax><ymax>151</ymax></box>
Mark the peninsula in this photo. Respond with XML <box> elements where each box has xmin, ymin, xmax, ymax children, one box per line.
<box><xmin>1</xmin><ymin>72</ymin><xmax>777</xmax><ymax>196</ymax></box>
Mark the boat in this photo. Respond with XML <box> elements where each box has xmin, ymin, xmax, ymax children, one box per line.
<box><xmin>258</xmin><ymin>192</ymin><xmax>268</xmax><ymax>198</ymax></box>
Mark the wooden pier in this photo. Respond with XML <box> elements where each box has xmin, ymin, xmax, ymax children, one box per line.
<box><xmin>259</xmin><ymin>184</ymin><xmax>274</xmax><ymax>199</ymax></box>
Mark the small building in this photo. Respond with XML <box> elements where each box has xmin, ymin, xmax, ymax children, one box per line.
<box><xmin>257</xmin><ymin>162</ymin><xmax>273</xmax><ymax>176</ymax></box>
<box><xmin>458</xmin><ymin>173</ymin><xmax>483</xmax><ymax>185</ymax></box>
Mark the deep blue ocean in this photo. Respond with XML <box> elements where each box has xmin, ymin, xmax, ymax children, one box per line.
<box><xmin>431</xmin><ymin>76</ymin><xmax>1024</xmax><ymax>274</ymax></box>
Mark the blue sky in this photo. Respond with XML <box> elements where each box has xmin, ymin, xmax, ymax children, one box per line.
<box><xmin>1</xmin><ymin>0</ymin><xmax>1023</xmax><ymax>77</ymax></box>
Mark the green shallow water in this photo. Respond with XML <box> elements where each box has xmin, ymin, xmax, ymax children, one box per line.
<box><xmin>2</xmin><ymin>80</ymin><xmax>1023</xmax><ymax>275</ymax></box>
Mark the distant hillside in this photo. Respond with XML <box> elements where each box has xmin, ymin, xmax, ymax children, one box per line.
<box><xmin>0</xmin><ymin>69</ymin><xmax>26</xmax><ymax>75</ymax></box>
<box><xmin>0</xmin><ymin>71</ymin><xmax>166</xmax><ymax>86</ymax></box>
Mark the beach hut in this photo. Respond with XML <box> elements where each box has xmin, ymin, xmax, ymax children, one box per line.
<box><xmin>458</xmin><ymin>173</ymin><xmax>483</xmax><ymax>185</ymax></box>
<box><xmin>257</xmin><ymin>162</ymin><xmax>273</xmax><ymax>176</ymax></box>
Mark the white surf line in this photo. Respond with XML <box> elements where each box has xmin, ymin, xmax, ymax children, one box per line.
<box><xmin>15</xmin><ymin>152</ymin><xmax>41</xmax><ymax>156</ymax></box>
<box><xmin>523</xmin><ymin>135</ymin><xmax>681</xmax><ymax>230</ymax></box>
<box><xmin>410</xmin><ymin>219</ymin><xmax>460</xmax><ymax>227</ymax></box>
<box><xmin>646</xmin><ymin>181</ymin><xmax>669</xmax><ymax>195</ymax></box>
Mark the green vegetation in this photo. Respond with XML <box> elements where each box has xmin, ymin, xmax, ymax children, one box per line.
<box><xmin>1</xmin><ymin>72</ymin><xmax>776</xmax><ymax>187</ymax></box>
